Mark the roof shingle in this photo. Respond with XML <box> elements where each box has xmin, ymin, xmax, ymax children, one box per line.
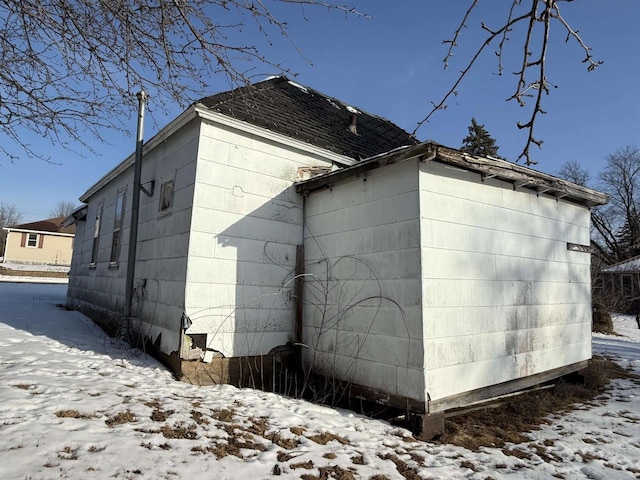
<box><xmin>197</xmin><ymin>76</ymin><xmax>418</xmax><ymax>160</ymax></box>
<box><xmin>8</xmin><ymin>217</ymin><xmax>75</xmax><ymax>235</ymax></box>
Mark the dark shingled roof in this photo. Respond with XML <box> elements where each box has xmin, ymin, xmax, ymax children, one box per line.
<box><xmin>197</xmin><ymin>76</ymin><xmax>418</xmax><ymax>160</ymax></box>
<box><xmin>8</xmin><ymin>217</ymin><xmax>75</xmax><ymax>235</ymax></box>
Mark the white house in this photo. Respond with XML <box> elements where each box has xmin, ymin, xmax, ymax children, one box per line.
<box><xmin>65</xmin><ymin>76</ymin><xmax>417</xmax><ymax>380</ymax></box>
<box><xmin>296</xmin><ymin>143</ymin><xmax>607</xmax><ymax>435</ymax></box>
<box><xmin>65</xmin><ymin>77</ymin><xmax>608</xmax><ymax>437</ymax></box>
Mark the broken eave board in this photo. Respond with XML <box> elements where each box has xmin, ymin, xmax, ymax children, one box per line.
<box><xmin>295</xmin><ymin>142</ymin><xmax>609</xmax><ymax>209</ymax></box>
<box><xmin>437</xmin><ymin>148</ymin><xmax>609</xmax><ymax>208</ymax></box>
<box><xmin>295</xmin><ymin>143</ymin><xmax>435</xmax><ymax>195</ymax></box>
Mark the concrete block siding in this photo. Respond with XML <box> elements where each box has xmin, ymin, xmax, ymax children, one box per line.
<box><xmin>302</xmin><ymin>156</ymin><xmax>594</xmax><ymax>406</ymax></box>
<box><xmin>67</xmin><ymin>119</ymin><xmax>200</xmax><ymax>355</ymax></box>
<box><xmin>184</xmin><ymin>120</ymin><xmax>337</xmax><ymax>357</ymax></box>
<box><xmin>420</xmin><ymin>160</ymin><xmax>592</xmax><ymax>401</ymax></box>
<box><xmin>303</xmin><ymin>159</ymin><xmax>425</xmax><ymax>401</ymax></box>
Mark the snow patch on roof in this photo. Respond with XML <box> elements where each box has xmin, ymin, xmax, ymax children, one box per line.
<box><xmin>287</xmin><ymin>80</ymin><xmax>308</xmax><ymax>93</ymax></box>
<box><xmin>345</xmin><ymin>105</ymin><xmax>359</xmax><ymax>114</ymax></box>
<box><xmin>326</xmin><ymin>98</ymin><xmax>342</xmax><ymax>110</ymax></box>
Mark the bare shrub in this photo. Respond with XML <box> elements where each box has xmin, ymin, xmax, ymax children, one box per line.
<box><xmin>592</xmin><ymin>302</ymin><xmax>613</xmax><ymax>334</ymax></box>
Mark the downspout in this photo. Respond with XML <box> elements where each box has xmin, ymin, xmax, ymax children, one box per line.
<box><xmin>294</xmin><ymin>193</ymin><xmax>307</xmax><ymax>370</ymax></box>
<box><xmin>125</xmin><ymin>90</ymin><xmax>148</xmax><ymax>317</ymax></box>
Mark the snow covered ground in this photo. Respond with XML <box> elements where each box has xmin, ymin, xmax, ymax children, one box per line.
<box><xmin>0</xmin><ymin>282</ymin><xmax>638</xmax><ymax>480</ymax></box>
<box><xmin>0</xmin><ymin>262</ymin><xmax>68</xmax><ymax>284</ymax></box>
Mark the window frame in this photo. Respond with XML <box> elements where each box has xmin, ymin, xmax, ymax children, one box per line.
<box><xmin>109</xmin><ymin>188</ymin><xmax>127</xmax><ymax>267</ymax></box>
<box><xmin>158</xmin><ymin>171</ymin><xmax>176</xmax><ymax>217</ymax></box>
<box><xmin>26</xmin><ymin>233</ymin><xmax>39</xmax><ymax>248</ymax></box>
<box><xmin>90</xmin><ymin>201</ymin><xmax>104</xmax><ymax>267</ymax></box>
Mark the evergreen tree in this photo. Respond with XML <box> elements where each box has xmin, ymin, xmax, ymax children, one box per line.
<box><xmin>461</xmin><ymin>118</ymin><xmax>501</xmax><ymax>158</ymax></box>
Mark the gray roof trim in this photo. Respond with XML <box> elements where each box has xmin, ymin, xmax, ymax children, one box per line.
<box><xmin>295</xmin><ymin>142</ymin><xmax>609</xmax><ymax>208</ymax></box>
<box><xmin>62</xmin><ymin>205</ymin><xmax>88</xmax><ymax>227</ymax></box>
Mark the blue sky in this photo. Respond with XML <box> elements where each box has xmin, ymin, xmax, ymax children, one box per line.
<box><xmin>1</xmin><ymin>0</ymin><xmax>639</xmax><ymax>222</ymax></box>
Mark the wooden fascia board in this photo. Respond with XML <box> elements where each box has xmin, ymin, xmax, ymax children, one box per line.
<box><xmin>296</xmin><ymin>142</ymin><xmax>608</xmax><ymax>208</ymax></box>
<box><xmin>62</xmin><ymin>206</ymin><xmax>88</xmax><ymax>227</ymax></box>
<box><xmin>439</xmin><ymin>148</ymin><xmax>609</xmax><ymax>207</ymax></box>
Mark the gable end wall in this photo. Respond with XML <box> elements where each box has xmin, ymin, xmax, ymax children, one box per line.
<box><xmin>183</xmin><ymin>119</ymin><xmax>341</xmax><ymax>357</ymax></box>
<box><xmin>419</xmin><ymin>160</ymin><xmax>592</xmax><ymax>401</ymax></box>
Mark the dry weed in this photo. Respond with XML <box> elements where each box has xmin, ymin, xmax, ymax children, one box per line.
<box><xmin>378</xmin><ymin>453</ymin><xmax>421</xmax><ymax>480</ymax></box>
<box><xmin>210</xmin><ymin>408</ymin><xmax>234</xmax><ymax>422</ymax></box>
<box><xmin>191</xmin><ymin>410</ymin><xmax>209</xmax><ymax>425</ymax></box>
<box><xmin>267</xmin><ymin>432</ymin><xmax>300</xmax><ymax>450</ymax></box>
<box><xmin>57</xmin><ymin>446</ymin><xmax>78</xmax><ymax>460</ymax></box>
<box><xmin>301</xmin><ymin>465</ymin><xmax>357</xmax><ymax>480</ymax></box>
<box><xmin>105</xmin><ymin>410</ymin><xmax>136</xmax><ymax>426</ymax></box>
<box><xmin>150</xmin><ymin>409</ymin><xmax>173</xmax><ymax>422</ymax></box>
<box><xmin>291</xmin><ymin>460</ymin><xmax>315</xmax><ymax>470</ymax></box>
<box><xmin>160</xmin><ymin>423</ymin><xmax>197</xmax><ymax>439</ymax></box>
<box><xmin>439</xmin><ymin>356</ymin><xmax>639</xmax><ymax>450</ymax></box>
<box><xmin>459</xmin><ymin>460</ymin><xmax>478</xmax><ymax>472</ymax></box>
<box><xmin>502</xmin><ymin>448</ymin><xmax>532</xmax><ymax>460</ymax></box>
<box><xmin>306</xmin><ymin>432</ymin><xmax>349</xmax><ymax>445</ymax></box>
<box><xmin>55</xmin><ymin>409</ymin><xmax>93</xmax><ymax>419</ymax></box>
<box><xmin>12</xmin><ymin>384</ymin><xmax>33</xmax><ymax>390</ymax></box>
<box><xmin>277</xmin><ymin>450</ymin><xmax>297</xmax><ymax>462</ymax></box>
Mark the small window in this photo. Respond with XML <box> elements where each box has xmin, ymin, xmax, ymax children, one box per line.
<box><xmin>158</xmin><ymin>176</ymin><xmax>175</xmax><ymax>215</ymax></box>
<box><xmin>90</xmin><ymin>202</ymin><xmax>104</xmax><ymax>266</ymax></box>
<box><xmin>27</xmin><ymin>233</ymin><xmax>38</xmax><ymax>248</ymax></box>
<box><xmin>110</xmin><ymin>188</ymin><xmax>127</xmax><ymax>266</ymax></box>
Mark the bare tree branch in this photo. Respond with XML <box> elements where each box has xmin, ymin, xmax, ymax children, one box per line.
<box><xmin>442</xmin><ymin>0</ymin><xmax>479</xmax><ymax>70</ymax></box>
<box><xmin>416</xmin><ymin>0</ymin><xmax>602</xmax><ymax>166</ymax></box>
<box><xmin>0</xmin><ymin>0</ymin><xmax>365</xmax><ymax>161</ymax></box>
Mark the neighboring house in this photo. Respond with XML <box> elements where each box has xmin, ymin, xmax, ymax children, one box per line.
<box><xmin>64</xmin><ymin>76</ymin><xmax>608</xmax><ymax>437</ymax></box>
<box><xmin>599</xmin><ymin>256</ymin><xmax>640</xmax><ymax>313</ymax></box>
<box><xmin>2</xmin><ymin>217</ymin><xmax>75</xmax><ymax>266</ymax></box>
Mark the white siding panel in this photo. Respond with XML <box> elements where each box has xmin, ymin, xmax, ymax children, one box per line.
<box><xmin>184</xmin><ymin>120</ymin><xmax>337</xmax><ymax>357</ymax></box>
<box><xmin>420</xmin><ymin>160</ymin><xmax>593</xmax><ymax>402</ymax></box>
<box><xmin>302</xmin><ymin>160</ymin><xmax>425</xmax><ymax>401</ymax></box>
<box><xmin>67</xmin><ymin>118</ymin><xmax>201</xmax><ymax>356</ymax></box>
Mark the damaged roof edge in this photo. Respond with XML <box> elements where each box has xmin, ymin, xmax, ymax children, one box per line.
<box><xmin>295</xmin><ymin>142</ymin><xmax>609</xmax><ymax>208</ymax></box>
<box><xmin>61</xmin><ymin>205</ymin><xmax>88</xmax><ymax>228</ymax></box>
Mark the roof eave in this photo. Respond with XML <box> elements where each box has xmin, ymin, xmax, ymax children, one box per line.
<box><xmin>3</xmin><ymin>227</ymin><xmax>74</xmax><ymax>237</ymax></box>
<box><xmin>295</xmin><ymin>142</ymin><xmax>609</xmax><ymax>208</ymax></box>
<box><xmin>194</xmin><ymin>105</ymin><xmax>356</xmax><ymax>167</ymax></box>
<box><xmin>79</xmin><ymin>106</ymin><xmax>200</xmax><ymax>203</ymax></box>
<box><xmin>62</xmin><ymin>205</ymin><xmax>88</xmax><ymax>227</ymax></box>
